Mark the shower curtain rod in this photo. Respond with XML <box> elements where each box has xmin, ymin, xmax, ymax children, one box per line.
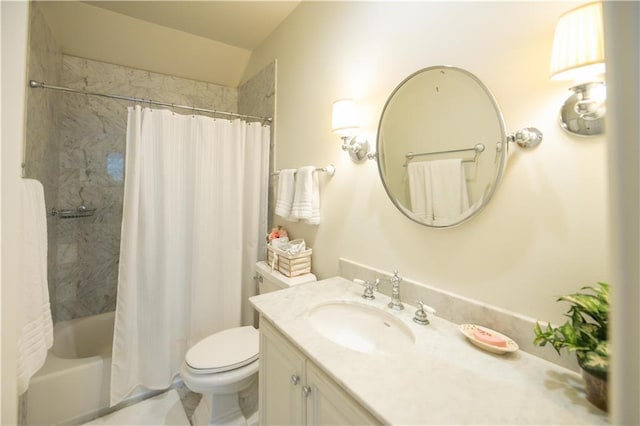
<box><xmin>28</xmin><ymin>80</ymin><xmax>273</xmax><ymax>123</ymax></box>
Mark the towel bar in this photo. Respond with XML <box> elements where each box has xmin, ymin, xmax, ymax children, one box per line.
<box><xmin>403</xmin><ymin>144</ymin><xmax>485</xmax><ymax>167</ymax></box>
<box><xmin>272</xmin><ymin>164</ymin><xmax>335</xmax><ymax>177</ymax></box>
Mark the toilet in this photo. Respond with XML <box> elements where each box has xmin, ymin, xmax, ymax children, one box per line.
<box><xmin>181</xmin><ymin>261</ymin><xmax>317</xmax><ymax>425</ymax></box>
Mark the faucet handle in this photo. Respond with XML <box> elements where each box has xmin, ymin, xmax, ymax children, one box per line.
<box><xmin>413</xmin><ymin>300</ymin><xmax>436</xmax><ymax>325</ymax></box>
<box><xmin>390</xmin><ymin>270</ymin><xmax>402</xmax><ymax>284</ymax></box>
<box><xmin>354</xmin><ymin>278</ymin><xmax>380</xmax><ymax>300</ymax></box>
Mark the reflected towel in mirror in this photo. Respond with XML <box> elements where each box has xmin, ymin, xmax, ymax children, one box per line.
<box><xmin>408</xmin><ymin>159</ymin><xmax>470</xmax><ymax>226</ymax></box>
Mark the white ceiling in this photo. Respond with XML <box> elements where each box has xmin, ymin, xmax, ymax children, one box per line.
<box><xmin>39</xmin><ymin>1</ymin><xmax>300</xmax><ymax>87</ymax></box>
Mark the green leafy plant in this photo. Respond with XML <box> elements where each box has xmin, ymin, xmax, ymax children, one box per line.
<box><xmin>533</xmin><ymin>282</ymin><xmax>610</xmax><ymax>380</ymax></box>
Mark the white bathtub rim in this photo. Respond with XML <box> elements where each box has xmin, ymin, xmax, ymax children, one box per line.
<box><xmin>31</xmin><ymin>351</ymin><xmax>108</xmax><ymax>380</ymax></box>
<box><xmin>51</xmin><ymin>311</ymin><xmax>115</xmax><ymax>359</ymax></box>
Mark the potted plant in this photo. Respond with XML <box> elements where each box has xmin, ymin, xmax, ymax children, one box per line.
<box><xmin>533</xmin><ymin>282</ymin><xmax>610</xmax><ymax>411</ymax></box>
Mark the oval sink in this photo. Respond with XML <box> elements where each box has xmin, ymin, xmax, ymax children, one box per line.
<box><xmin>307</xmin><ymin>301</ymin><xmax>415</xmax><ymax>354</ymax></box>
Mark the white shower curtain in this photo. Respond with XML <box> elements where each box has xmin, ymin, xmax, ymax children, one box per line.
<box><xmin>111</xmin><ymin>106</ymin><xmax>269</xmax><ymax>406</ymax></box>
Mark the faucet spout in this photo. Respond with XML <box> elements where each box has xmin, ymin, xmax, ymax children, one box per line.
<box><xmin>387</xmin><ymin>270</ymin><xmax>404</xmax><ymax>311</ymax></box>
<box><xmin>356</xmin><ymin>271</ymin><xmax>404</xmax><ymax>310</ymax></box>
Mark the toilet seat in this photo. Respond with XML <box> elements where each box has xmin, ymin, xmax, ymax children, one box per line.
<box><xmin>185</xmin><ymin>326</ymin><xmax>259</xmax><ymax>374</ymax></box>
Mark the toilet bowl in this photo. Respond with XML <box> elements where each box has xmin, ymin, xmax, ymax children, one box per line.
<box><xmin>181</xmin><ymin>326</ymin><xmax>260</xmax><ymax>425</ymax></box>
<box><xmin>182</xmin><ymin>261</ymin><xmax>316</xmax><ymax>425</ymax></box>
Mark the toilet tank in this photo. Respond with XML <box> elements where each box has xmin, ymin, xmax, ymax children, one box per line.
<box><xmin>255</xmin><ymin>261</ymin><xmax>316</xmax><ymax>294</ymax></box>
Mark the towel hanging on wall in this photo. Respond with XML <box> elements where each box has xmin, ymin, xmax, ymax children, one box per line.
<box><xmin>275</xmin><ymin>169</ymin><xmax>296</xmax><ymax>219</ymax></box>
<box><xmin>290</xmin><ymin>166</ymin><xmax>321</xmax><ymax>225</ymax></box>
<box><xmin>17</xmin><ymin>178</ymin><xmax>53</xmax><ymax>394</ymax></box>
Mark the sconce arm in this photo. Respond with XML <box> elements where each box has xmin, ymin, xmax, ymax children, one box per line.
<box><xmin>341</xmin><ymin>135</ymin><xmax>375</xmax><ymax>162</ymax></box>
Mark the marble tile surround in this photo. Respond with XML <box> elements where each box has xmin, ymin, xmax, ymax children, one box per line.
<box><xmin>238</xmin><ymin>61</ymin><xmax>276</xmax><ymax>231</ymax></box>
<box><xmin>238</xmin><ymin>61</ymin><xmax>276</xmax><ymax>122</ymax></box>
<box><xmin>52</xmin><ymin>56</ymin><xmax>239</xmax><ymax>321</ymax></box>
<box><xmin>24</xmin><ymin>2</ymin><xmax>63</xmax><ymax>321</ymax></box>
<box><xmin>338</xmin><ymin>257</ymin><xmax>581</xmax><ymax>372</ymax></box>
<box><xmin>235</xmin><ymin>64</ymin><xmax>277</xmax><ymax>326</ymax></box>
<box><xmin>25</xmin><ymin>25</ymin><xmax>276</xmax><ymax>322</ymax></box>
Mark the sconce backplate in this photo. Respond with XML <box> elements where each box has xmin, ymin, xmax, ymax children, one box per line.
<box><xmin>559</xmin><ymin>82</ymin><xmax>605</xmax><ymax>136</ymax></box>
<box><xmin>342</xmin><ymin>136</ymin><xmax>371</xmax><ymax>162</ymax></box>
<box><xmin>508</xmin><ymin>127</ymin><xmax>543</xmax><ymax>150</ymax></box>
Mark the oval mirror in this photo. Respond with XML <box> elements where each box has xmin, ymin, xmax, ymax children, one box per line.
<box><xmin>377</xmin><ymin>66</ymin><xmax>507</xmax><ymax>228</ymax></box>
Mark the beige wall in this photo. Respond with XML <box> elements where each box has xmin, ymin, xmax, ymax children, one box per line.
<box><xmin>604</xmin><ymin>2</ymin><xmax>640</xmax><ymax>423</ymax></box>
<box><xmin>243</xmin><ymin>1</ymin><xmax>612</xmax><ymax>325</ymax></box>
<box><xmin>1</xmin><ymin>1</ymin><xmax>29</xmax><ymax>423</ymax></box>
<box><xmin>38</xmin><ymin>1</ymin><xmax>251</xmax><ymax>87</ymax></box>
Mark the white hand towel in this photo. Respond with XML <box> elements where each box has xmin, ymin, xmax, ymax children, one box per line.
<box><xmin>275</xmin><ymin>169</ymin><xmax>296</xmax><ymax>220</ymax></box>
<box><xmin>17</xmin><ymin>179</ymin><xmax>53</xmax><ymax>395</ymax></box>
<box><xmin>429</xmin><ymin>159</ymin><xmax>470</xmax><ymax>226</ymax></box>
<box><xmin>305</xmin><ymin>171</ymin><xmax>321</xmax><ymax>225</ymax></box>
<box><xmin>291</xmin><ymin>166</ymin><xmax>321</xmax><ymax>225</ymax></box>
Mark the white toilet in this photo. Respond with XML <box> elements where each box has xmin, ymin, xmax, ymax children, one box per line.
<box><xmin>181</xmin><ymin>261</ymin><xmax>317</xmax><ymax>425</ymax></box>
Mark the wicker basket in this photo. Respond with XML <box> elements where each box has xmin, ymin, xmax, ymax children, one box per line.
<box><xmin>266</xmin><ymin>245</ymin><xmax>312</xmax><ymax>277</ymax></box>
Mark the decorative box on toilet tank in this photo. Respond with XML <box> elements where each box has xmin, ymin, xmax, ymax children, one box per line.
<box><xmin>266</xmin><ymin>245</ymin><xmax>312</xmax><ymax>277</ymax></box>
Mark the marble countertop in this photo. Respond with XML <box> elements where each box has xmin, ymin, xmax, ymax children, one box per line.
<box><xmin>250</xmin><ymin>276</ymin><xmax>608</xmax><ymax>425</ymax></box>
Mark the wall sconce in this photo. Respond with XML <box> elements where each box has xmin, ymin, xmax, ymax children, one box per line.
<box><xmin>331</xmin><ymin>99</ymin><xmax>374</xmax><ymax>162</ymax></box>
<box><xmin>550</xmin><ymin>1</ymin><xmax>606</xmax><ymax>136</ymax></box>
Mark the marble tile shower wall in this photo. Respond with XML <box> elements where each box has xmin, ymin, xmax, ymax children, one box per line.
<box><xmin>237</xmin><ymin>63</ymin><xmax>276</xmax><ymax>326</ymax></box>
<box><xmin>54</xmin><ymin>56</ymin><xmax>238</xmax><ymax>321</ymax></box>
<box><xmin>238</xmin><ymin>61</ymin><xmax>276</xmax><ymax>231</ymax></box>
<box><xmin>25</xmin><ymin>2</ymin><xmax>63</xmax><ymax>320</ymax></box>
<box><xmin>238</xmin><ymin>61</ymin><xmax>275</xmax><ymax>120</ymax></box>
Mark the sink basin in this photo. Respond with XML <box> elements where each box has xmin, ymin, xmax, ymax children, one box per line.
<box><xmin>306</xmin><ymin>301</ymin><xmax>415</xmax><ymax>354</ymax></box>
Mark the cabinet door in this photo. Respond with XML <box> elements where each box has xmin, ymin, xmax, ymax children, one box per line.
<box><xmin>260</xmin><ymin>318</ymin><xmax>306</xmax><ymax>426</ymax></box>
<box><xmin>305</xmin><ymin>361</ymin><xmax>381</xmax><ymax>426</ymax></box>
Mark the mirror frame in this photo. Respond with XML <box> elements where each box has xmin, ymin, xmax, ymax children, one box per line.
<box><xmin>376</xmin><ymin>65</ymin><xmax>508</xmax><ymax>228</ymax></box>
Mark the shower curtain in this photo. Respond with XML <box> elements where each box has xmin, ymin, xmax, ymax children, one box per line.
<box><xmin>111</xmin><ymin>106</ymin><xmax>269</xmax><ymax>406</ymax></box>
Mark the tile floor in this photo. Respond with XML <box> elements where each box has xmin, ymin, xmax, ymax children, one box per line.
<box><xmin>81</xmin><ymin>390</ymin><xmax>189</xmax><ymax>426</ymax></box>
<box><xmin>175</xmin><ymin>383</ymin><xmax>202</xmax><ymax>424</ymax></box>
<box><xmin>81</xmin><ymin>380</ymin><xmax>256</xmax><ymax>425</ymax></box>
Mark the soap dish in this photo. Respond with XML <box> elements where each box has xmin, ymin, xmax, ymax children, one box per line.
<box><xmin>459</xmin><ymin>324</ymin><xmax>519</xmax><ymax>354</ymax></box>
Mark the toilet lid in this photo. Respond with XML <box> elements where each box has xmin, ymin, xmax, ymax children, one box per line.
<box><xmin>186</xmin><ymin>326</ymin><xmax>259</xmax><ymax>374</ymax></box>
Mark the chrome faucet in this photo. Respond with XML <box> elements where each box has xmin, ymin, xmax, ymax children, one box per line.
<box><xmin>354</xmin><ymin>270</ymin><xmax>403</xmax><ymax>310</ymax></box>
<box><xmin>386</xmin><ymin>270</ymin><xmax>404</xmax><ymax>311</ymax></box>
<box><xmin>362</xmin><ymin>278</ymin><xmax>380</xmax><ymax>300</ymax></box>
<box><xmin>413</xmin><ymin>300</ymin><xmax>436</xmax><ymax>325</ymax></box>
<box><xmin>354</xmin><ymin>278</ymin><xmax>380</xmax><ymax>300</ymax></box>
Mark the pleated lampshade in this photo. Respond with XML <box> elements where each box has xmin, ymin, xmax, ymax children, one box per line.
<box><xmin>550</xmin><ymin>2</ymin><xmax>605</xmax><ymax>82</ymax></box>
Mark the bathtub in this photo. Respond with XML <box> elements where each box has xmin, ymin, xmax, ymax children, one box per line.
<box><xmin>25</xmin><ymin>311</ymin><xmax>156</xmax><ymax>425</ymax></box>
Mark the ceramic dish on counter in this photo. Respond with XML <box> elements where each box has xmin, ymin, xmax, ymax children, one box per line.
<box><xmin>459</xmin><ymin>324</ymin><xmax>519</xmax><ymax>354</ymax></box>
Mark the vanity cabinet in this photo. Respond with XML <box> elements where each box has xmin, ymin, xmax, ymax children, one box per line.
<box><xmin>259</xmin><ymin>317</ymin><xmax>381</xmax><ymax>426</ymax></box>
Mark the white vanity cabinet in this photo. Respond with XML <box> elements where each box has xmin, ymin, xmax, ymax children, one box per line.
<box><xmin>259</xmin><ymin>317</ymin><xmax>381</xmax><ymax>426</ymax></box>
